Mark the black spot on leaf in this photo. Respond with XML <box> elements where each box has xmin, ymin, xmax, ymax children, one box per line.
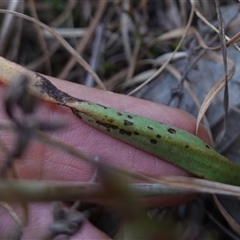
<box><xmin>168</xmin><ymin>128</ymin><xmax>176</xmax><ymax>134</ymax></box>
<box><xmin>96</xmin><ymin>121</ymin><xmax>119</xmax><ymax>130</ymax></box>
<box><xmin>124</xmin><ymin>120</ymin><xmax>134</xmax><ymax>126</ymax></box>
<box><xmin>119</xmin><ymin>129</ymin><xmax>132</xmax><ymax>136</ymax></box>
